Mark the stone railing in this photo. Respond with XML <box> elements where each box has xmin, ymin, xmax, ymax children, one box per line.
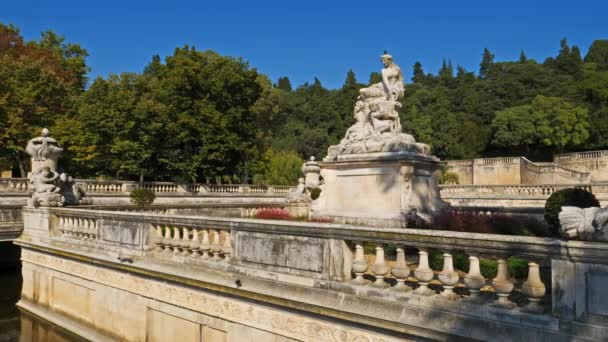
<box><xmin>440</xmin><ymin>183</ymin><xmax>601</xmax><ymax>197</ymax></box>
<box><xmin>521</xmin><ymin>158</ymin><xmax>591</xmax><ymax>183</ymax></box>
<box><xmin>0</xmin><ymin>178</ymin><xmax>29</xmax><ymax>192</ymax></box>
<box><xmin>0</xmin><ymin>178</ymin><xmax>295</xmax><ymax>195</ymax></box>
<box><xmin>20</xmin><ymin>207</ymin><xmax>608</xmax><ymax>340</ymax></box>
<box><xmin>474</xmin><ymin>157</ymin><xmax>520</xmax><ymax>165</ymax></box>
<box><xmin>555</xmin><ymin>150</ymin><xmax>608</xmax><ymax>161</ymax></box>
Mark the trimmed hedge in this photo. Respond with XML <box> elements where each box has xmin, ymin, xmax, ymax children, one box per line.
<box><xmin>129</xmin><ymin>188</ymin><xmax>156</xmax><ymax>208</ymax></box>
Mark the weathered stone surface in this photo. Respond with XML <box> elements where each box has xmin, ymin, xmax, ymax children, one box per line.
<box><xmin>312</xmin><ymin>153</ymin><xmax>445</xmax><ymax>227</ymax></box>
<box><xmin>237</xmin><ymin>232</ymin><xmax>325</xmax><ymax>273</ymax></box>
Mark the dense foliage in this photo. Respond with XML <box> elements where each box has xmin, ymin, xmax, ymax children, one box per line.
<box><xmin>544</xmin><ymin>188</ymin><xmax>599</xmax><ymax>235</ymax></box>
<box><xmin>1</xmin><ymin>23</ymin><xmax>607</xmax><ymax>183</ymax></box>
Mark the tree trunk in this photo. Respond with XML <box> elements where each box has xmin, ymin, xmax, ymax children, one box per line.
<box><xmin>15</xmin><ymin>155</ymin><xmax>27</xmax><ymax>178</ymax></box>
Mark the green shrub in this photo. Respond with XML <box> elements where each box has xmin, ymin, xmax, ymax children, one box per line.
<box><xmin>544</xmin><ymin>188</ymin><xmax>599</xmax><ymax>236</ymax></box>
<box><xmin>439</xmin><ymin>171</ymin><xmax>459</xmax><ymax>185</ymax></box>
<box><xmin>130</xmin><ymin>188</ymin><xmax>156</xmax><ymax>208</ymax></box>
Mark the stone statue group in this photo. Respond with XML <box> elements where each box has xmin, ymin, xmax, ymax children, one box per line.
<box><xmin>324</xmin><ymin>52</ymin><xmax>429</xmax><ymax>161</ymax></box>
<box><xmin>26</xmin><ymin>128</ymin><xmax>89</xmax><ymax>207</ymax></box>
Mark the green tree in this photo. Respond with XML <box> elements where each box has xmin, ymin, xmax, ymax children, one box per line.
<box><xmin>253</xmin><ymin>149</ymin><xmax>303</xmax><ymax>185</ymax></box>
<box><xmin>479</xmin><ymin>48</ymin><xmax>495</xmax><ymax>79</ymax></box>
<box><xmin>0</xmin><ymin>24</ymin><xmax>88</xmax><ymax>176</ymax></box>
<box><xmin>532</xmin><ymin>95</ymin><xmax>589</xmax><ymax>151</ymax></box>
<box><xmin>412</xmin><ymin>61</ymin><xmax>425</xmax><ymax>83</ymax></box>
<box><xmin>492</xmin><ymin>104</ymin><xmax>537</xmax><ymax>151</ymax></box>
<box><xmin>275</xmin><ymin>76</ymin><xmax>292</xmax><ymax>92</ymax></box>
<box><xmin>584</xmin><ymin>40</ymin><xmax>608</xmax><ymax>70</ymax></box>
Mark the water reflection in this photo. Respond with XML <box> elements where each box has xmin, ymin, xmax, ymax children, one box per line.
<box><xmin>0</xmin><ymin>262</ymin><xmax>87</xmax><ymax>341</ymax></box>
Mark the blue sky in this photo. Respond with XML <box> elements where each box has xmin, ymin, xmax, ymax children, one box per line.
<box><xmin>2</xmin><ymin>0</ymin><xmax>606</xmax><ymax>89</ymax></box>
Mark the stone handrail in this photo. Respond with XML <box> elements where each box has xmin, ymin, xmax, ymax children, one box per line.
<box><xmin>36</xmin><ymin>207</ymin><xmax>608</xmax><ymax>322</ymax></box>
<box><xmin>555</xmin><ymin>150</ymin><xmax>608</xmax><ymax>161</ymax></box>
<box><xmin>0</xmin><ymin>178</ymin><xmax>295</xmax><ymax>195</ymax></box>
<box><xmin>473</xmin><ymin>157</ymin><xmax>520</xmax><ymax>165</ymax></box>
<box><xmin>521</xmin><ymin>157</ymin><xmax>591</xmax><ymax>183</ymax></box>
<box><xmin>439</xmin><ymin>183</ymin><xmax>602</xmax><ymax>197</ymax></box>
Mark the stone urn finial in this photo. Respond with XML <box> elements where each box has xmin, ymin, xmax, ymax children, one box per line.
<box><xmin>302</xmin><ymin>156</ymin><xmax>321</xmax><ymax>190</ymax></box>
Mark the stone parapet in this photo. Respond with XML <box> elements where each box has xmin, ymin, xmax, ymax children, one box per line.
<box><xmin>14</xmin><ymin>207</ymin><xmax>608</xmax><ymax>341</ymax></box>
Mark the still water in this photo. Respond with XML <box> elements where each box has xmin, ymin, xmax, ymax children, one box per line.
<box><xmin>0</xmin><ymin>244</ymin><xmax>87</xmax><ymax>342</ymax></box>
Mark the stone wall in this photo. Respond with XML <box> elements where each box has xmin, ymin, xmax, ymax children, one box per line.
<box><xmin>446</xmin><ymin>154</ymin><xmax>595</xmax><ymax>185</ymax></box>
<box><xmin>555</xmin><ymin>151</ymin><xmax>608</xmax><ymax>182</ymax></box>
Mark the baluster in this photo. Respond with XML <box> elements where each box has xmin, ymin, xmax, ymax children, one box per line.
<box><xmin>438</xmin><ymin>253</ymin><xmax>460</xmax><ymax>300</ymax></box>
<box><xmin>351</xmin><ymin>242</ymin><xmax>369</xmax><ymax>285</ymax></box>
<box><xmin>464</xmin><ymin>256</ymin><xmax>485</xmax><ymax>303</ymax></box>
<box><xmin>211</xmin><ymin>230</ymin><xmax>222</xmax><ymax>261</ymax></box>
<box><xmin>84</xmin><ymin>219</ymin><xmax>92</xmax><ymax>240</ymax></box>
<box><xmin>222</xmin><ymin>230</ymin><xmax>232</xmax><ymax>261</ymax></box>
<box><xmin>64</xmin><ymin>217</ymin><xmax>72</xmax><ymax>237</ymax></box>
<box><xmin>153</xmin><ymin>225</ymin><xmax>164</xmax><ymax>252</ymax></box>
<box><xmin>162</xmin><ymin>225</ymin><xmax>172</xmax><ymax>253</ymax></box>
<box><xmin>190</xmin><ymin>229</ymin><xmax>201</xmax><ymax>257</ymax></box>
<box><xmin>391</xmin><ymin>247</ymin><xmax>411</xmax><ymax>291</ymax></box>
<box><xmin>58</xmin><ymin>216</ymin><xmax>66</xmax><ymax>236</ymax></box>
<box><xmin>171</xmin><ymin>227</ymin><xmax>181</xmax><ymax>254</ymax></box>
<box><xmin>74</xmin><ymin>218</ymin><xmax>82</xmax><ymax>239</ymax></box>
<box><xmin>181</xmin><ymin>227</ymin><xmax>191</xmax><ymax>256</ymax></box>
<box><xmin>413</xmin><ymin>249</ymin><xmax>435</xmax><ymax>295</ymax></box>
<box><xmin>521</xmin><ymin>261</ymin><xmax>546</xmax><ymax>313</ymax></box>
<box><xmin>491</xmin><ymin>259</ymin><xmax>515</xmax><ymax>309</ymax></box>
<box><xmin>200</xmin><ymin>229</ymin><xmax>211</xmax><ymax>259</ymax></box>
<box><xmin>371</xmin><ymin>244</ymin><xmax>390</xmax><ymax>288</ymax></box>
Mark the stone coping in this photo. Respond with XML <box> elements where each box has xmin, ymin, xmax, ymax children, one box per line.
<box><xmin>326</xmin><ymin>151</ymin><xmax>440</xmax><ymax>164</ymax></box>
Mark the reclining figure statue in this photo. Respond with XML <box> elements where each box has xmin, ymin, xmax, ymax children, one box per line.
<box><xmin>559</xmin><ymin>206</ymin><xmax>608</xmax><ymax>242</ymax></box>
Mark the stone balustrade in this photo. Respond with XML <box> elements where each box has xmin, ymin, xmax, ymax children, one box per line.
<box><xmin>56</xmin><ymin>215</ymin><xmax>100</xmax><ymax>241</ymax></box>
<box><xmin>440</xmin><ymin>183</ymin><xmax>605</xmax><ymax>197</ymax></box>
<box><xmin>18</xmin><ymin>207</ymin><xmax>608</xmax><ymax>340</ymax></box>
<box><xmin>0</xmin><ymin>177</ymin><xmax>295</xmax><ymax>195</ymax></box>
<box><xmin>474</xmin><ymin>157</ymin><xmax>520</xmax><ymax>165</ymax></box>
<box><xmin>0</xmin><ymin>178</ymin><xmax>29</xmax><ymax>192</ymax></box>
<box><xmin>151</xmin><ymin>225</ymin><xmax>232</xmax><ymax>261</ymax></box>
<box><xmin>555</xmin><ymin>150</ymin><xmax>608</xmax><ymax>161</ymax></box>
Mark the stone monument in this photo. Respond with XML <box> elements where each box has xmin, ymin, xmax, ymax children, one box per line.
<box><xmin>26</xmin><ymin>128</ymin><xmax>89</xmax><ymax>207</ymax></box>
<box><xmin>312</xmin><ymin>52</ymin><xmax>444</xmax><ymax>227</ymax></box>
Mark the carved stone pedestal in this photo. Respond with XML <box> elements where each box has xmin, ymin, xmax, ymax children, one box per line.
<box><xmin>311</xmin><ymin>151</ymin><xmax>445</xmax><ymax>227</ymax></box>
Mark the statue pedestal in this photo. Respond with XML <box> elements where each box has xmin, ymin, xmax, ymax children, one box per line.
<box><xmin>311</xmin><ymin>152</ymin><xmax>445</xmax><ymax>228</ymax></box>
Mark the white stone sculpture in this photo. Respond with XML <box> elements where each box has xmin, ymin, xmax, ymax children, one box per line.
<box><xmin>324</xmin><ymin>52</ymin><xmax>430</xmax><ymax>161</ymax></box>
<box><xmin>25</xmin><ymin>128</ymin><xmax>89</xmax><ymax>207</ymax></box>
<box><xmin>287</xmin><ymin>178</ymin><xmax>311</xmax><ymax>203</ymax></box>
<box><xmin>558</xmin><ymin>206</ymin><xmax>608</xmax><ymax>242</ymax></box>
